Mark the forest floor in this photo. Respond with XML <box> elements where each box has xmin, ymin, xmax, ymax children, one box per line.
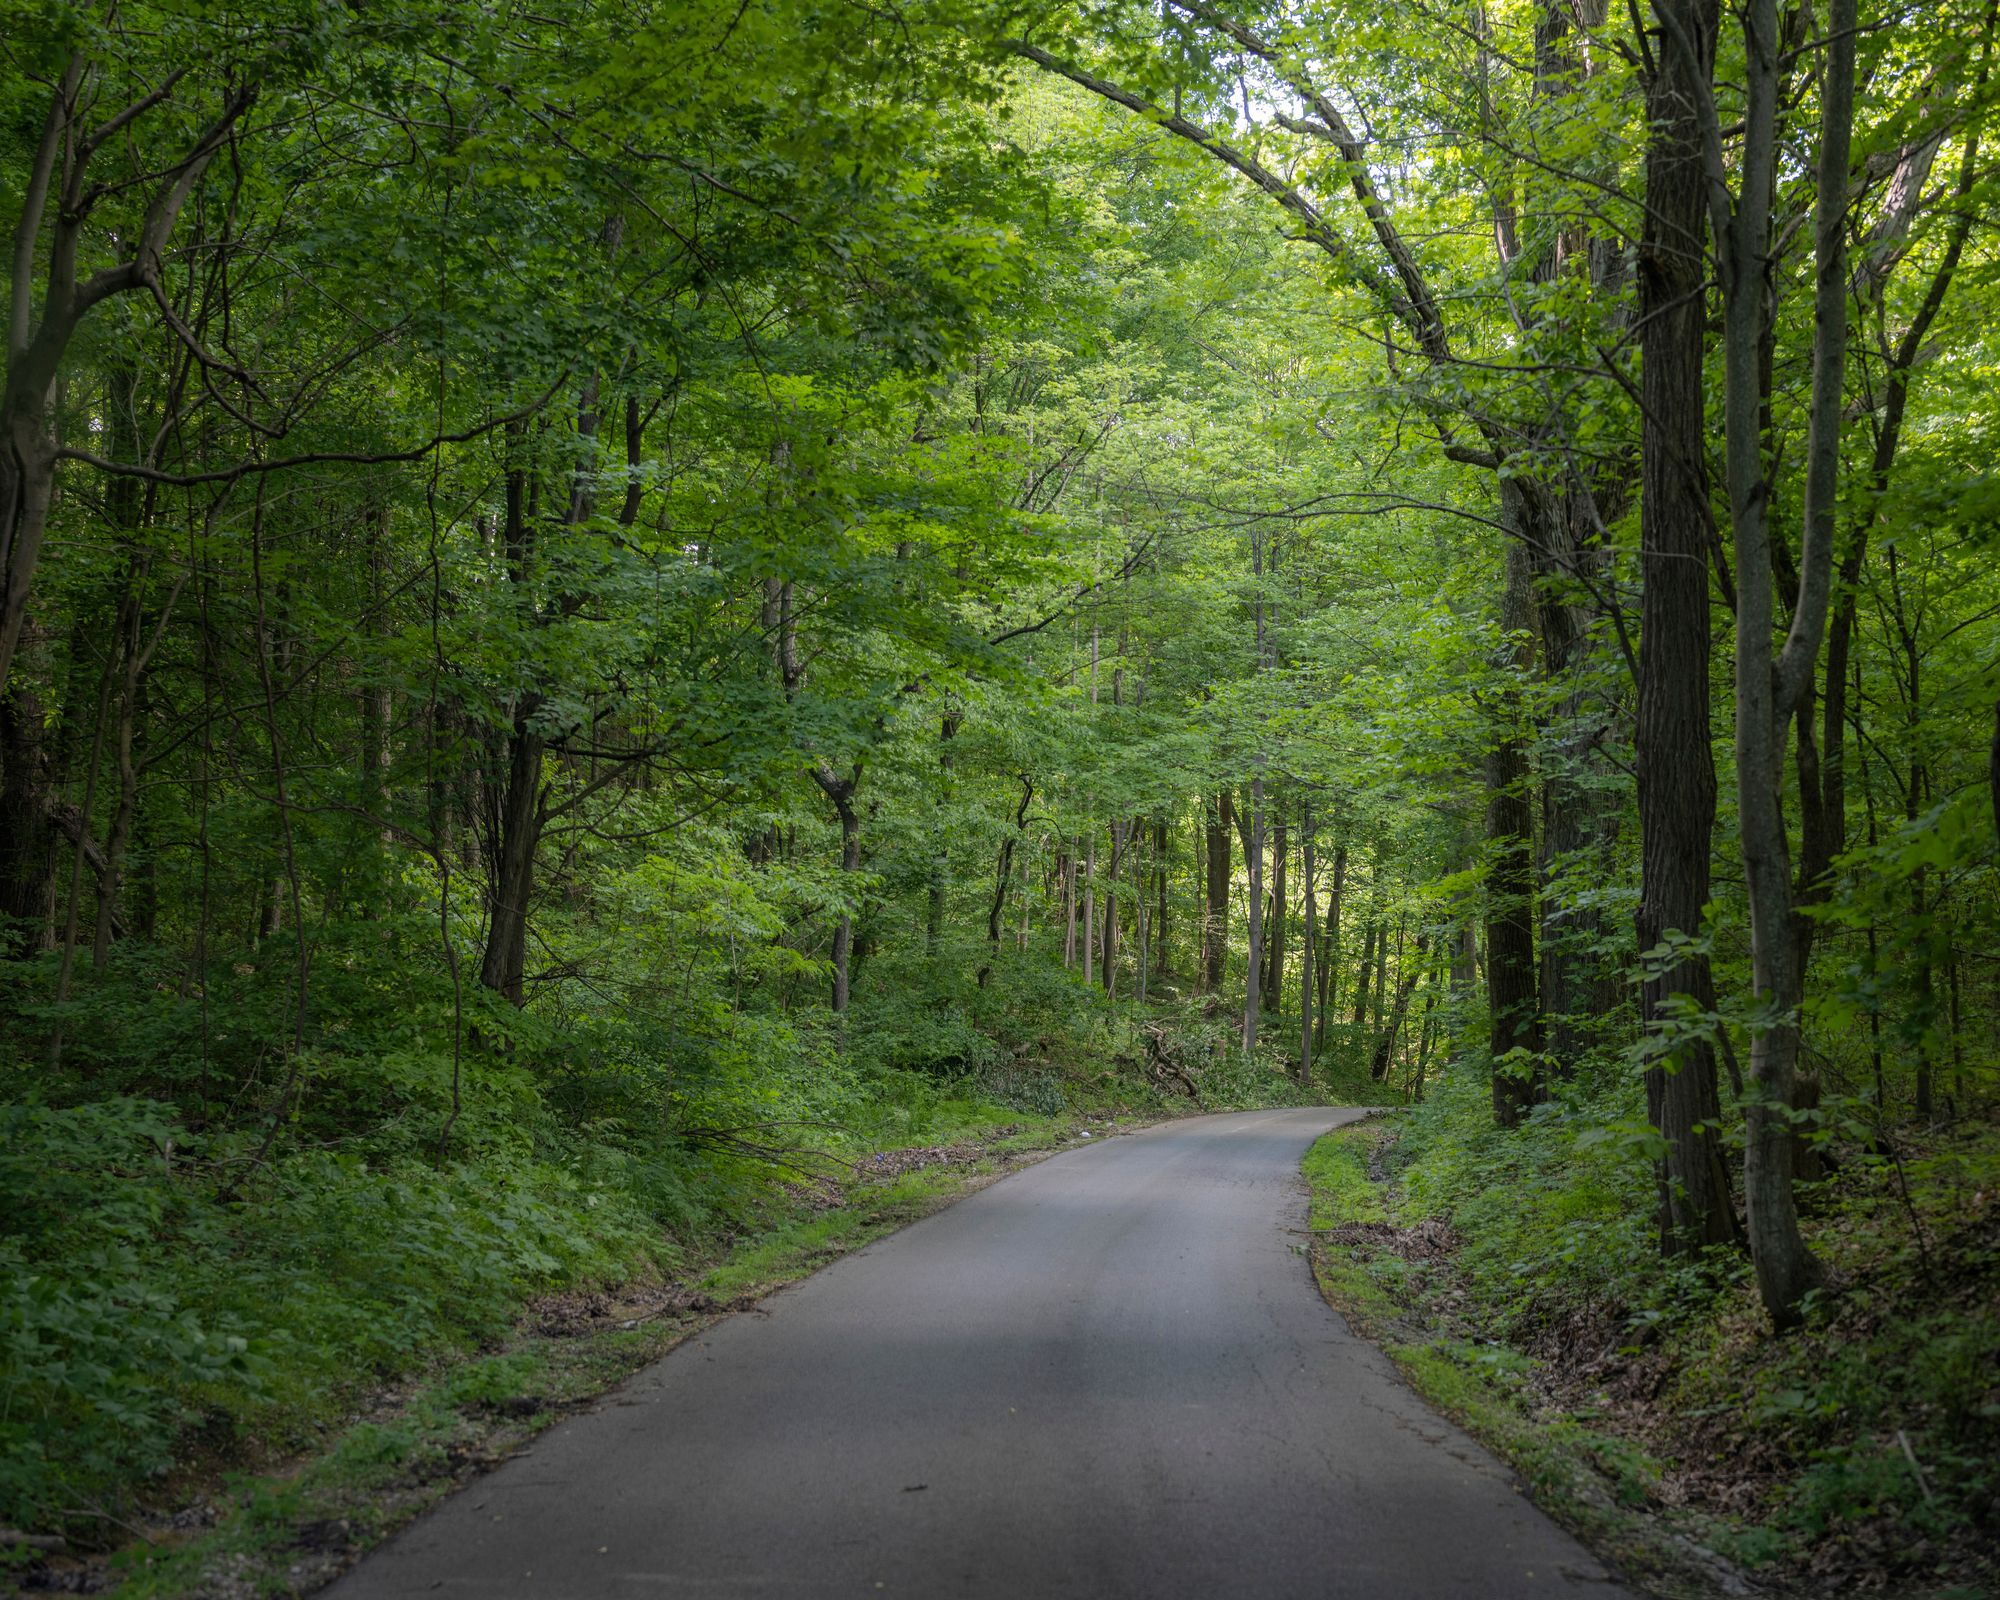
<box><xmin>13</xmin><ymin>1100</ymin><xmax>1204</xmax><ymax>1599</ymax></box>
<box><xmin>1304</xmin><ymin>1115</ymin><xmax>2000</xmax><ymax>1600</ymax></box>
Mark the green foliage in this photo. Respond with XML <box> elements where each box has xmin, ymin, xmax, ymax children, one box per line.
<box><xmin>1366</xmin><ymin>1051</ymin><xmax>2000</xmax><ymax>1591</ymax></box>
<box><xmin>0</xmin><ymin>1094</ymin><xmax>661</xmax><ymax>1527</ymax></box>
<box><xmin>2</xmin><ymin>0</ymin><xmax>1997</xmax><ymax>1584</ymax></box>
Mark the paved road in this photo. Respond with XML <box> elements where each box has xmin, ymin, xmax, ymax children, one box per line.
<box><xmin>325</xmin><ymin>1108</ymin><xmax>1632</xmax><ymax>1598</ymax></box>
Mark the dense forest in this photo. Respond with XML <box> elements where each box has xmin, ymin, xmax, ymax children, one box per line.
<box><xmin>3</xmin><ymin>0</ymin><xmax>1997</xmax><ymax>1593</ymax></box>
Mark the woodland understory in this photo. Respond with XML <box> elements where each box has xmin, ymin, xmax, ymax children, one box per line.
<box><xmin>2</xmin><ymin>0</ymin><xmax>1998</xmax><ymax>1595</ymax></box>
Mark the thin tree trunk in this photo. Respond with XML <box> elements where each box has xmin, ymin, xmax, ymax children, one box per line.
<box><xmin>1487</xmin><ymin>532</ymin><xmax>1543</xmax><ymax>1126</ymax></box>
<box><xmin>1153</xmin><ymin>815</ymin><xmax>1169</xmax><ymax>977</ymax></box>
<box><xmin>1688</xmin><ymin>0</ymin><xmax>1849</xmax><ymax>1324</ymax></box>
<box><xmin>1085</xmin><ymin>620</ymin><xmax>1099</xmax><ymax>983</ymax></box>
<box><xmin>1300</xmin><ymin>802</ymin><xmax>1315</xmax><ymax>1082</ymax></box>
<box><xmin>1262</xmin><ymin>811</ymin><xmax>1288</xmax><ymax>1014</ymax></box>
<box><xmin>980</xmin><ymin>774</ymin><xmax>1032</xmax><ymax>986</ymax></box>
<box><xmin>1242</xmin><ymin>528</ymin><xmax>1267</xmax><ymax>1048</ymax></box>
<box><xmin>1243</xmin><ymin>773</ymin><xmax>1264</xmax><ymax>1049</ymax></box>
<box><xmin>1017</xmin><ymin>840</ymin><xmax>1032</xmax><ymax>951</ymax></box>
<box><xmin>1203</xmin><ymin>792</ymin><xmax>1231</xmax><ymax>995</ymax></box>
<box><xmin>829</xmin><ymin>783</ymin><xmax>860</xmax><ymax>1012</ymax></box>
<box><xmin>1083</xmin><ymin>829</ymin><xmax>1097</xmax><ymax>984</ymax></box>
<box><xmin>1353</xmin><ymin>915</ymin><xmax>1378</xmax><ymax>1027</ymax></box>
<box><xmin>1102</xmin><ymin>817</ymin><xmax>1124</xmax><ymax>995</ymax></box>
<box><xmin>360</xmin><ymin>505</ymin><xmax>392</xmax><ymax>830</ymax></box>
<box><xmin>0</xmin><ymin>679</ymin><xmax>57</xmax><ymax>954</ymax></box>
<box><xmin>479</xmin><ymin>702</ymin><xmax>544</xmax><ymax>1005</ymax></box>
<box><xmin>1062</xmin><ymin>844</ymin><xmax>1077</xmax><ymax>967</ymax></box>
<box><xmin>1133</xmin><ymin>819</ymin><xmax>1149</xmax><ymax>1004</ymax></box>
<box><xmin>1316</xmin><ymin>842</ymin><xmax>1345</xmax><ymax>1048</ymax></box>
<box><xmin>1372</xmin><ymin>936</ymin><xmax>1428</xmax><ymax>1083</ymax></box>
<box><xmin>926</xmin><ymin>710</ymin><xmax>959</xmax><ymax>957</ymax></box>
<box><xmin>91</xmin><ymin>578</ymin><xmax>144</xmax><ymax>971</ymax></box>
<box><xmin>479</xmin><ymin>434</ymin><xmax>546</xmax><ymax>1004</ymax></box>
<box><xmin>1374</xmin><ymin>912</ymin><xmax>1395</xmax><ymax>1038</ymax></box>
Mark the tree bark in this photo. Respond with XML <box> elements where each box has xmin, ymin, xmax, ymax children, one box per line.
<box><xmin>1682</xmin><ymin>0</ymin><xmax>1848</xmax><ymax>1324</ymax></box>
<box><xmin>926</xmin><ymin>710</ymin><xmax>959</xmax><ymax>957</ymax></box>
<box><xmin>1062</xmin><ymin>844</ymin><xmax>1078</xmax><ymax>968</ymax></box>
<box><xmin>980</xmin><ymin>776</ymin><xmax>1033</xmax><ymax>987</ymax></box>
<box><xmin>1353</xmin><ymin>913</ymin><xmax>1378</xmax><ymax>1027</ymax></box>
<box><xmin>1203</xmin><ymin>791</ymin><xmax>1231</xmax><ymax>995</ymax></box>
<box><xmin>0</xmin><ymin>678</ymin><xmax>57</xmax><ymax>953</ymax></box>
<box><xmin>1636</xmin><ymin>0</ymin><xmax>1737</xmax><ymax>1252</ymax></box>
<box><xmin>478</xmin><ymin>699</ymin><xmax>543</xmax><ymax>1005</ymax></box>
<box><xmin>827</xmin><ymin>776</ymin><xmax>861</xmax><ymax>1012</ymax></box>
<box><xmin>1300</xmin><ymin>802</ymin><xmax>1315</xmax><ymax>1082</ymax></box>
<box><xmin>1488</xmin><ymin>534</ymin><xmax>1543</xmax><ymax>1126</ymax></box>
<box><xmin>478</xmin><ymin>438</ymin><xmax>547</xmax><ymax>1005</ymax></box>
<box><xmin>1102</xmin><ymin>817</ymin><xmax>1124</xmax><ymax>995</ymax></box>
<box><xmin>1316</xmin><ymin>842</ymin><xmax>1345</xmax><ymax>1049</ymax></box>
<box><xmin>1262</xmin><ymin>811</ymin><xmax>1288</xmax><ymax>1013</ymax></box>
<box><xmin>1242</xmin><ymin>773</ymin><xmax>1264</xmax><ymax>1048</ymax></box>
<box><xmin>1374</xmin><ymin>912</ymin><xmax>1394</xmax><ymax>1037</ymax></box>
<box><xmin>1372</xmin><ymin>935</ymin><xmax>1429</xmax><ymax>1083</ymax></box>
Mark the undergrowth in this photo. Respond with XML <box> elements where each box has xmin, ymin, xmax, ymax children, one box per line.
<box><xmin>1304</xmin><ymin>1057</ymin><xmax>2000</xmax><ymax>1600</ymax></box>
<box><xmin>0</xmin><ymin>975</ymin><xmax>1324</xmax><ymax>1576</ymax></box>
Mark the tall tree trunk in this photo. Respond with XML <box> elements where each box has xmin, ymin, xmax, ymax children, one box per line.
<box><xmin>926</xmin><ymin>710</ymin><xmax>959</xmax><ymax>957</ymax></box>
<box><xmin>478</xmin><ymin>442</ymin><xmax>547</xmax><ymax>1005</ymax></box>
<box><xmin>1083</xmin><ymin>828</ymin><xmax>1097</xmax><ymax>984</ymax></box>
<box><xmin>1990</xmin><ymin>700</ymin><xmax>2000</xmax><ymax>844</ymax></box>
<box><xmin>1084</xmin><ymin>620</ymin><xmax>1099</xmax><ymax>984</ymax></box>
<box><xmin>1242</xmin><ymin>528</ymin><xmax>1267</xmax><ymax>1048</ymax></box>
<box><xmin>1262</xmin><ymin>812</ymin><xmax>1288</xmax><ymax>1013</ymax></box>
<box><xmin>1487</xmin><ymin>535</ymin><xmax>1543</xmax><ymax>1126</ymax></box>
<box><xmin>478</xmin><ymin>699</ymin><xmax>544</xmax><ymax>1005</ymax></box>
<box><xmin>92</xmin><ymin>577</ymin><xmax>145</xmax><ymax>971</ymax></box>
<box><xmin>1017</xmin><ymin>841</ymin><xmax>1031</xmax><ymax>951</ymax></box>
<box><xmin>1372</xmin><ymin>935</ymin><xmax>1429</xmax><ymax>1083</ymax></box>
<box><xmin>1062</xmin><ymin>844</ymin><xmax>1078</xmax><ymax>968</ymax></box>
<box><xmin>1316</xmin><ymin>843</ymin><xmax>1345</xmax><ymax>1050</ymax></box>
<box><xmin>0</xmin><ymin>679</ymin><xmax>56</xmax><ymax>953</ymax></box>
<box><xmin>1353</xmin><ymin>913</ymin><xmax>1378</xmax><ymax>1027</ymax></box>
<box><xmin>1799</xmin><ymin>87</ymin><xmax>1983</xmax><ymax>939</ymax></box>
<box><xmin>1203</xmin><ymin>792</ymin><xmax>1231</xmax><ymax>995</ymax></box>
<box><xmin>1636</xmin><ymin>0</ymin><xmax>1737</xmax><ymax>1252</ymax></box>
<box><xmin>1132</xmin><ymin>819</ymin><xmax>1149</xmax><ymax>1003</ymax></box>
<box><xmin>1300</xmin><ymin>803</ymin><xmax>1316</xmax><ymax>1083</ymax></box>
<box><xmin>359</xmin><ymin>505</ymin><xmax>392</xmax><ymax>829</ymax></box>
<box><xmin>981</xmin><ymin>775</ymin><xmax>1033</xmax><ymax>986</ymax></box>
<box><xmin>1374</xmin><ymin>912</ymin><xmax>1394</xmax><ymax>1037</ymax></box>
<box><xmin>1102</xmin><ymin>817</ymin><xmax>1124</xmax><ymax>995</ymax></box>
<box><xmin>828</xmin><ymin>780</ymin><xmax>860</xmax><ymax>1012</ymax></box>
<box><xmin>1688</xmin><ymin>0</ymin><xmax>1850</xmax><ymax>1324</ymax></box>
<box><xmin>1153</xmin><ymin>815</ymin><xmax>1169</xmax><ymax>977</ymax></box>
<box><xmin>1242</xmin><ymin>773</ymin><xmax>1264</xmax><ymax>1048</ymax></box>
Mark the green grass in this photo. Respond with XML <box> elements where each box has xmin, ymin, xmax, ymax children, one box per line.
<box><xmin>1300</xmin><ymin>1121</ymin><xmax>1390</xmax><ymax>1230</ymax></box>
<box><xmin>1302</xmin><ymin>1117</ymin><xmax>1771</xmax><ymax>1600</ymax></box>
<box><xmin>1302</xmin><ymin>1091</ymin><xmax>2000</xmax><ymax>1600</ymax></box>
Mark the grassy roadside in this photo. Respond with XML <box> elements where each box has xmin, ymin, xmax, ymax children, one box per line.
<box><xmin>1303</xmin><ymin>1113</ymin><xmax>2000</xmax><ymax>1600</ymax></box>
<box><xmin>21</xmin><ymin>1105</ymin><xmax>1172</xmax><ymax>1599</ymax></box>
<box><xmin>1303</xmin><ymin>1118</ymin><xmax>1758</xmax><ymax>1600</ymax></box>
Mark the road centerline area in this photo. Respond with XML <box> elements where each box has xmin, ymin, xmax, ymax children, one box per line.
<box><xmin>323</xmin><ymin>1109</ymin><xmax>1631</xmax><ymax>1600</ymax></box>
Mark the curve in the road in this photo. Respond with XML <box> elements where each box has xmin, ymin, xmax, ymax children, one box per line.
<box><xmin>323</xmin><ymin>1107</ymin><xmax>1633</xmax><ymax>1598</ymax></box>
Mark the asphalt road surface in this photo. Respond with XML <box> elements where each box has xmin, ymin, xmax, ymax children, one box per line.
<box><xmin>324</xmin><ymin>1107</ymin><xmax>1633</xmax><ymax>1598</ymax></box>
